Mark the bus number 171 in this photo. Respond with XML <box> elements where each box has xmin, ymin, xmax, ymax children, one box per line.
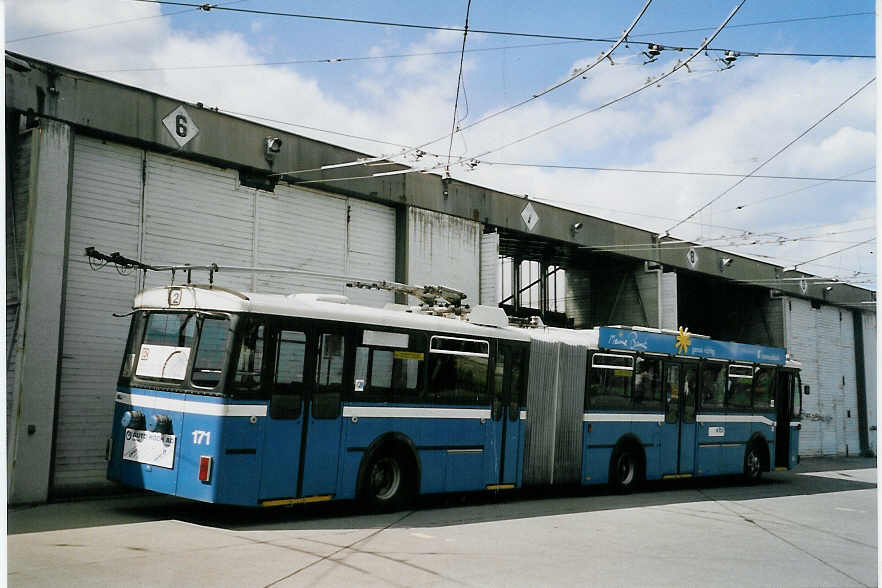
<box><xmin>192</xmin><ymin>430</ymin><xmax>211</xmax><ymax>445</ymax></box>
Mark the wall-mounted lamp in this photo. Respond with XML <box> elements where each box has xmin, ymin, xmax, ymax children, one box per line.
<box><xmin>264</xmin><ymin>137</ymin><xmax>282</xmax><ymax>163</ymax></box>
<box><xmin>823</xmin><ymin>286</ymin><xmax>834</xmax><ymax>293</ymax></box>
<box><xmin>719</xmin><ymin>257</ymin><xmax>732</xmax><ymax>271</ymax></box>
<box><xmin>570</xmin><ymin>222</ymin><xmax>583</xmax><ymax>237</ymax></box>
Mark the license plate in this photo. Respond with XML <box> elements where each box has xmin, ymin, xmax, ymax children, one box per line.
<box><xmin>122</xmin><ymin>428</ymin><xmax>176</xmax><ymax>469</ymax></box>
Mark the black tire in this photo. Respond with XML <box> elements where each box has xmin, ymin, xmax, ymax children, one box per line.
<box><xmin>609</xmin><ymin>445</ymin><xmax>642</xmax><ymax>494</ymax></box>
<box><xmin>362</xmin><ymin>452</ymin><xmax>412</xmax><ymax>511</ymax></box>
<box><xmin>743</xmin><ymin>442</ymin><xmax>763</xmax><ymax>483</ymax></box>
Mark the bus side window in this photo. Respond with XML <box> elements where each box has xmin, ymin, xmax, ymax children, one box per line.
<box><xmin>271</xmin><ymin>330</ymin><xmax>307</xmax><ymax>419</ymax></box>
<box><xmin>633</xmin><ymin>356</ymin><xmax>661</xmax><ymax>410</ymax></box>
<box><xmin>231</xmin><ymin>318</ymin><xmax>265</xmax><ymax>397</ymax></box>
<box><xmin>352</xmin><ymin>332</ymin><xmax>425</xmax><ymax>403</ymax></box>
<box><xmin>726</xmin><ymin>364</ymin><xmax>753</xmax><ymax>410</ymax></box>
<box><xmin>700</xmin><ymin>363</ymin><xmax>726</xmax><ymax>410</ymax></box>
<box><xmin>587</xmin><ymin>353</ymin><xmax>633</xmax><ymax>410</ymax></box>
<box><xmin>314</xmin><ymin>333</ymin><xmax>345</xmax><ymax>419</ymax></box>
<box><xmin>752</xmin><ymin>366</ymin><xmax>775</xmax><ymax>411</ymax></box>
<box><xmin>428</xmin><ymin>336</ymin><xmax>489</xmax><ymax>406</ymax></box>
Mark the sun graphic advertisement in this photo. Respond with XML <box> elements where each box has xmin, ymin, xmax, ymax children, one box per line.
<box><xmin>675</xmin><ymin>327</ymin><xmax>691</xmax><ymax>354</ymax></box>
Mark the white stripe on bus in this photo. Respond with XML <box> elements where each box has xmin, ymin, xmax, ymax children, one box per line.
<box><xmin>343</xmin><ymin>406</ymin><xmax>491</xmax><ymax>419</ymax></box>
<box><xmin>115</xmin><ymin>392</ymin><xmax>268</xmax><ymax>417</ymax></box>
<box><xmin>697</xmin><ymin>414</ymin><xmax>775</xmax><ymax>427</ymax></box>
<box><xmin>583</xmin><ymin>413</ymin><xmax>664</xmax><ymax>423</ymax></box>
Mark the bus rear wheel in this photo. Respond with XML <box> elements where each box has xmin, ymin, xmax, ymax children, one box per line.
<box><xmin>743</xmin><ymin>443</ymin><xmax>763</xmax><ymax>483</ymax></box>
<box><xmin>363</xmin><ymin>453</ymin><xmax>411</xmax><ymax>511</ymax></box>
<box><xmin>609</xmin><ymin>445</ymin><xmax>642</xmax><ymax>494</ymax></box>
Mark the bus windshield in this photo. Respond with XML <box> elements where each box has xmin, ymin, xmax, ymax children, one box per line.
<box><xmin>122</xmin><ymin>311</ymin><xmax>231</xmax><ymax>392</ymax></box>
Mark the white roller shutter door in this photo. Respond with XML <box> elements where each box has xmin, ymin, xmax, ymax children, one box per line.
<box><xmin>54</xmin><ymin>136</ymin><xmax>142</xmax><ymax>491</ymax></box>
<box><xmin>344</xmin><ymin>197</ymin><xmax>395</xmax><ymax>307</ymax></box>
<box><xmin>52</xmin><ymin>139</ymin><xmax>396</xmax><ymax>492</ymax></box>
<box><xmin>255</xmin><ymin>184</ymin><xmax>394</xmax><ymax>306</ymax></box>
<box><xmin>143</xmin><ymin>153</ymin><xmax>254</xmax><ymax>292</ymax></box>
<box><xmin>785</xmin><ymin>297</ymin><xmax>860</xmax><ymax>456</ymax></box>
<box><xmin>480</xmin><ymin>232</ymin><xmax>499</xmax><ymax>306</ymax></box>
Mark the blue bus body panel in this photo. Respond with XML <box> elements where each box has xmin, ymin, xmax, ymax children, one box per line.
<box><xmin>598</xmin><ymin>327</ymin><xmax>787</xmax><ymax>364</ymax></box>
<box><xmin>501</xmin><ymin>416</ymin><xmax>523</xmax><ymax>485</ymax></box>
<box><xmin>301</xmin><ymin>410</ymin><xmax>343</xmax><ymax>497</ymax></box>
<box><xmin>582</xmin><ymin>415</ymin><xmax>664</xmax><ymax>484</ymax></box>
<box><xmin>789</xmin><ymin>424</ymin><xmax>800</xmax><ymax>468</ymax></box>
<box><xmin>217</xmin><ymin>414</ymin><xmax>264</xmax><ymax>505</ymax></box>
<box><xmin>259</xmin><ymin>415</ymin><xmax>303</xmax><ymax>501</ymax></box>
<box><xmin>680</xmin><ymin>423</ymin><xmax>696</xmax><ymax>473</ymax></box>
<box><xmin>339</xmin><ymin>404</ymin><xmax>491</xmax><ymax>498</ymax></box>
<box><xmin>485</xmin><ymin>412</ymin><xmax>522</xmax><ymax>486</ymax></box>
<box><xmin>176</xmin><ymin>410</ymin><xmax>222</xmax><ymax>504</ymax></box>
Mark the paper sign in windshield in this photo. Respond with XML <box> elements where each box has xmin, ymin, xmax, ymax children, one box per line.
<box><xmin>136</xmin><ymin>344</ymin><xmax>191</xmax><ymax>380</ymax></box>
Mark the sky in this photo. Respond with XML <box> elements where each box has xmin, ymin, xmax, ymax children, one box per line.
<box><xmin>4</xmin><ymin>0</ymin><xmax>878</xmax><ymax>289</ymax></box>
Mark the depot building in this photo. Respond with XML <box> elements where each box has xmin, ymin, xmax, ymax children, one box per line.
<box><xmin>5</xmin><ymin>52</ymin><xmax>876</xmax><ymax>503</ymax></box>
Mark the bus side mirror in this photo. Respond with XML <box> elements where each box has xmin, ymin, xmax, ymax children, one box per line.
<box><xmin>803</xmin><ymin>385</ymin><xmax>810</xmax><ymax>395</ymax></box>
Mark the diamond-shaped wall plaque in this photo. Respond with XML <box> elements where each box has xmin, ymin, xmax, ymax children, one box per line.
<box><xmin>521</xmin><ymin>202</ymin><xmax>539</xmax><ymax>231</ymax></box>
<box><xmin>162</xmin><ymin>105</ymin><xmax>199</xmax><ymax>148</ymax></box>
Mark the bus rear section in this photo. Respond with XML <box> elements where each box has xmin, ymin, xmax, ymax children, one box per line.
<box><xmin>107</xmin><ymin>309</ymin><xmax>272</xmax><ymax>506</ymax></box>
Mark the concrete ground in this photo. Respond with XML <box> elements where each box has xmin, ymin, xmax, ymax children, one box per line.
<box><xmin>8</xmin><ymin>457</ymin><xmax>877</xmax><ymax>587</ymax></box>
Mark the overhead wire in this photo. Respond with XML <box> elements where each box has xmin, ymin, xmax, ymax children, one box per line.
<box><xmin>7</xmin><ymin>0</ymin><xmax>246</xmax><ymax>43</ymax></box>
<box><xmin>216</xmin><ymin>108</ymin><xmax>412</xmax><ymax>149</ymax></box>
<box><xmin>445</xmin><ymin>0</ymin><xmax>472</xmax><ymax>174</ymax></box>
<box><xmin>387</xmin><ymin>1</ymin><xmax>746</xmax><ymax>182</ymax></box>
<box><xmin>664</xmin><ymin>76</ymin><xmax>876</xmax><ymax>235</ymax></box>
<box><xmin>274</xmin><ymin>0</ymin><xmax>654</xmax><ymax>178</ymax></box>
<box><xmin>630</xmin><ymin>11</ymin><xmax>874</xmax><ymax>39</ymax></box>
<box><xmin>477</xmin><ymin>161</ymin><xmax>874</xmax><ymax>183</ymax></box>
<box><xmin>89</xmin><ymin>11</ymin><xmax>874</xmax><ymax>74</ymax></box>
<box><xmin>783</xmin><ymin>238</ymin><xmax>876</xmax><ymax>271</ymax></box>
<box><xmin>129</xmin><ymin>0</ymin><xmax>875</xmax><ymax>59</ymax></box>
<box><xmin>92</xmin><ymin>40</ymin><xmax>585</xmax><ymax>73</ymax></box>
<box><xmin>727</xmin><ymin>166</ymin><xmax>875</xmax><ymax>211</ymax></box>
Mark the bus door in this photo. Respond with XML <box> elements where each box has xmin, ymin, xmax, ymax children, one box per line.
<box><xmin>661</xmin><ymin>361</ymin><xmax>698</xmax><ymax>476</ymax></box>
<box><xmin>488</xmin><ymin>342</ymin><xmax>526</xmax><ymax>487</ymax></box>
<box><xmin>260</xmin><ymin>325</ymin><xmax>310</xmax><ymax>501</ymax></box>
<box><xmin>299</xmin><ymin>329</ymin><xmax>347</xmax><ymax>498</ymax></box>
<box><xmin>774</xmin><ymin>370</ymin><xmax>800</xmax><ymax>469</ymax></box>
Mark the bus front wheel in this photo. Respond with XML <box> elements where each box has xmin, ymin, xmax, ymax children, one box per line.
<box><xmin>363</xmin><ymin>453</ymin><xmax>411</xmax><ymax>511</ymax></box>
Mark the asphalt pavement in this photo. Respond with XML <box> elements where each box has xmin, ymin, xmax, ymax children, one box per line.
<box><xmin>7</xmin><ymin>456</ymin><xmax>877</xmax><ymax>587</ymax></box>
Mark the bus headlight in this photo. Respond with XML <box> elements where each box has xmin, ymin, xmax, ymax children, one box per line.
<box><xmin>121</xmin><ymin>410</ymin><xmax>145</xmax><ymax>429</ymax></box>
<box><xmin>147</xmin><ymin>413</ymin><xmax>172</xmax><ymax>433</ymax></box>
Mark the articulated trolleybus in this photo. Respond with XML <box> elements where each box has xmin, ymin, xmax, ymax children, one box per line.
<box><xmin>108</xmin><ymin>282</ymin><xmax>802</xmax><ymax>508</ymax></box>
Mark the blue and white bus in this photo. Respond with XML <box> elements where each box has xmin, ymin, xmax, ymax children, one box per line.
<box><xmin>107</xmin><ymin>284</ymin><xmax>801</xmax><ymax>507</ymax></box>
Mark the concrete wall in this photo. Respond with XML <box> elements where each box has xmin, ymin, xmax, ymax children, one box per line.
<box><xmin>660</xmin><ymin>270</ymin><xmax>678</xmax><ymax>330</ymax></box>
<box><xmin>8</xmin><ymin>120</ymin><xmax>72</xmax><ymax>503</ymax></box>
<box><xmin>860</xmin><ymin>311</ymin><xmax>876</xmax><ymax>455</ymax></box>
<box><xmin>407</xmin><ymin>207</ymin><xmax>481</xmax><ymax>306</ymax></box>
